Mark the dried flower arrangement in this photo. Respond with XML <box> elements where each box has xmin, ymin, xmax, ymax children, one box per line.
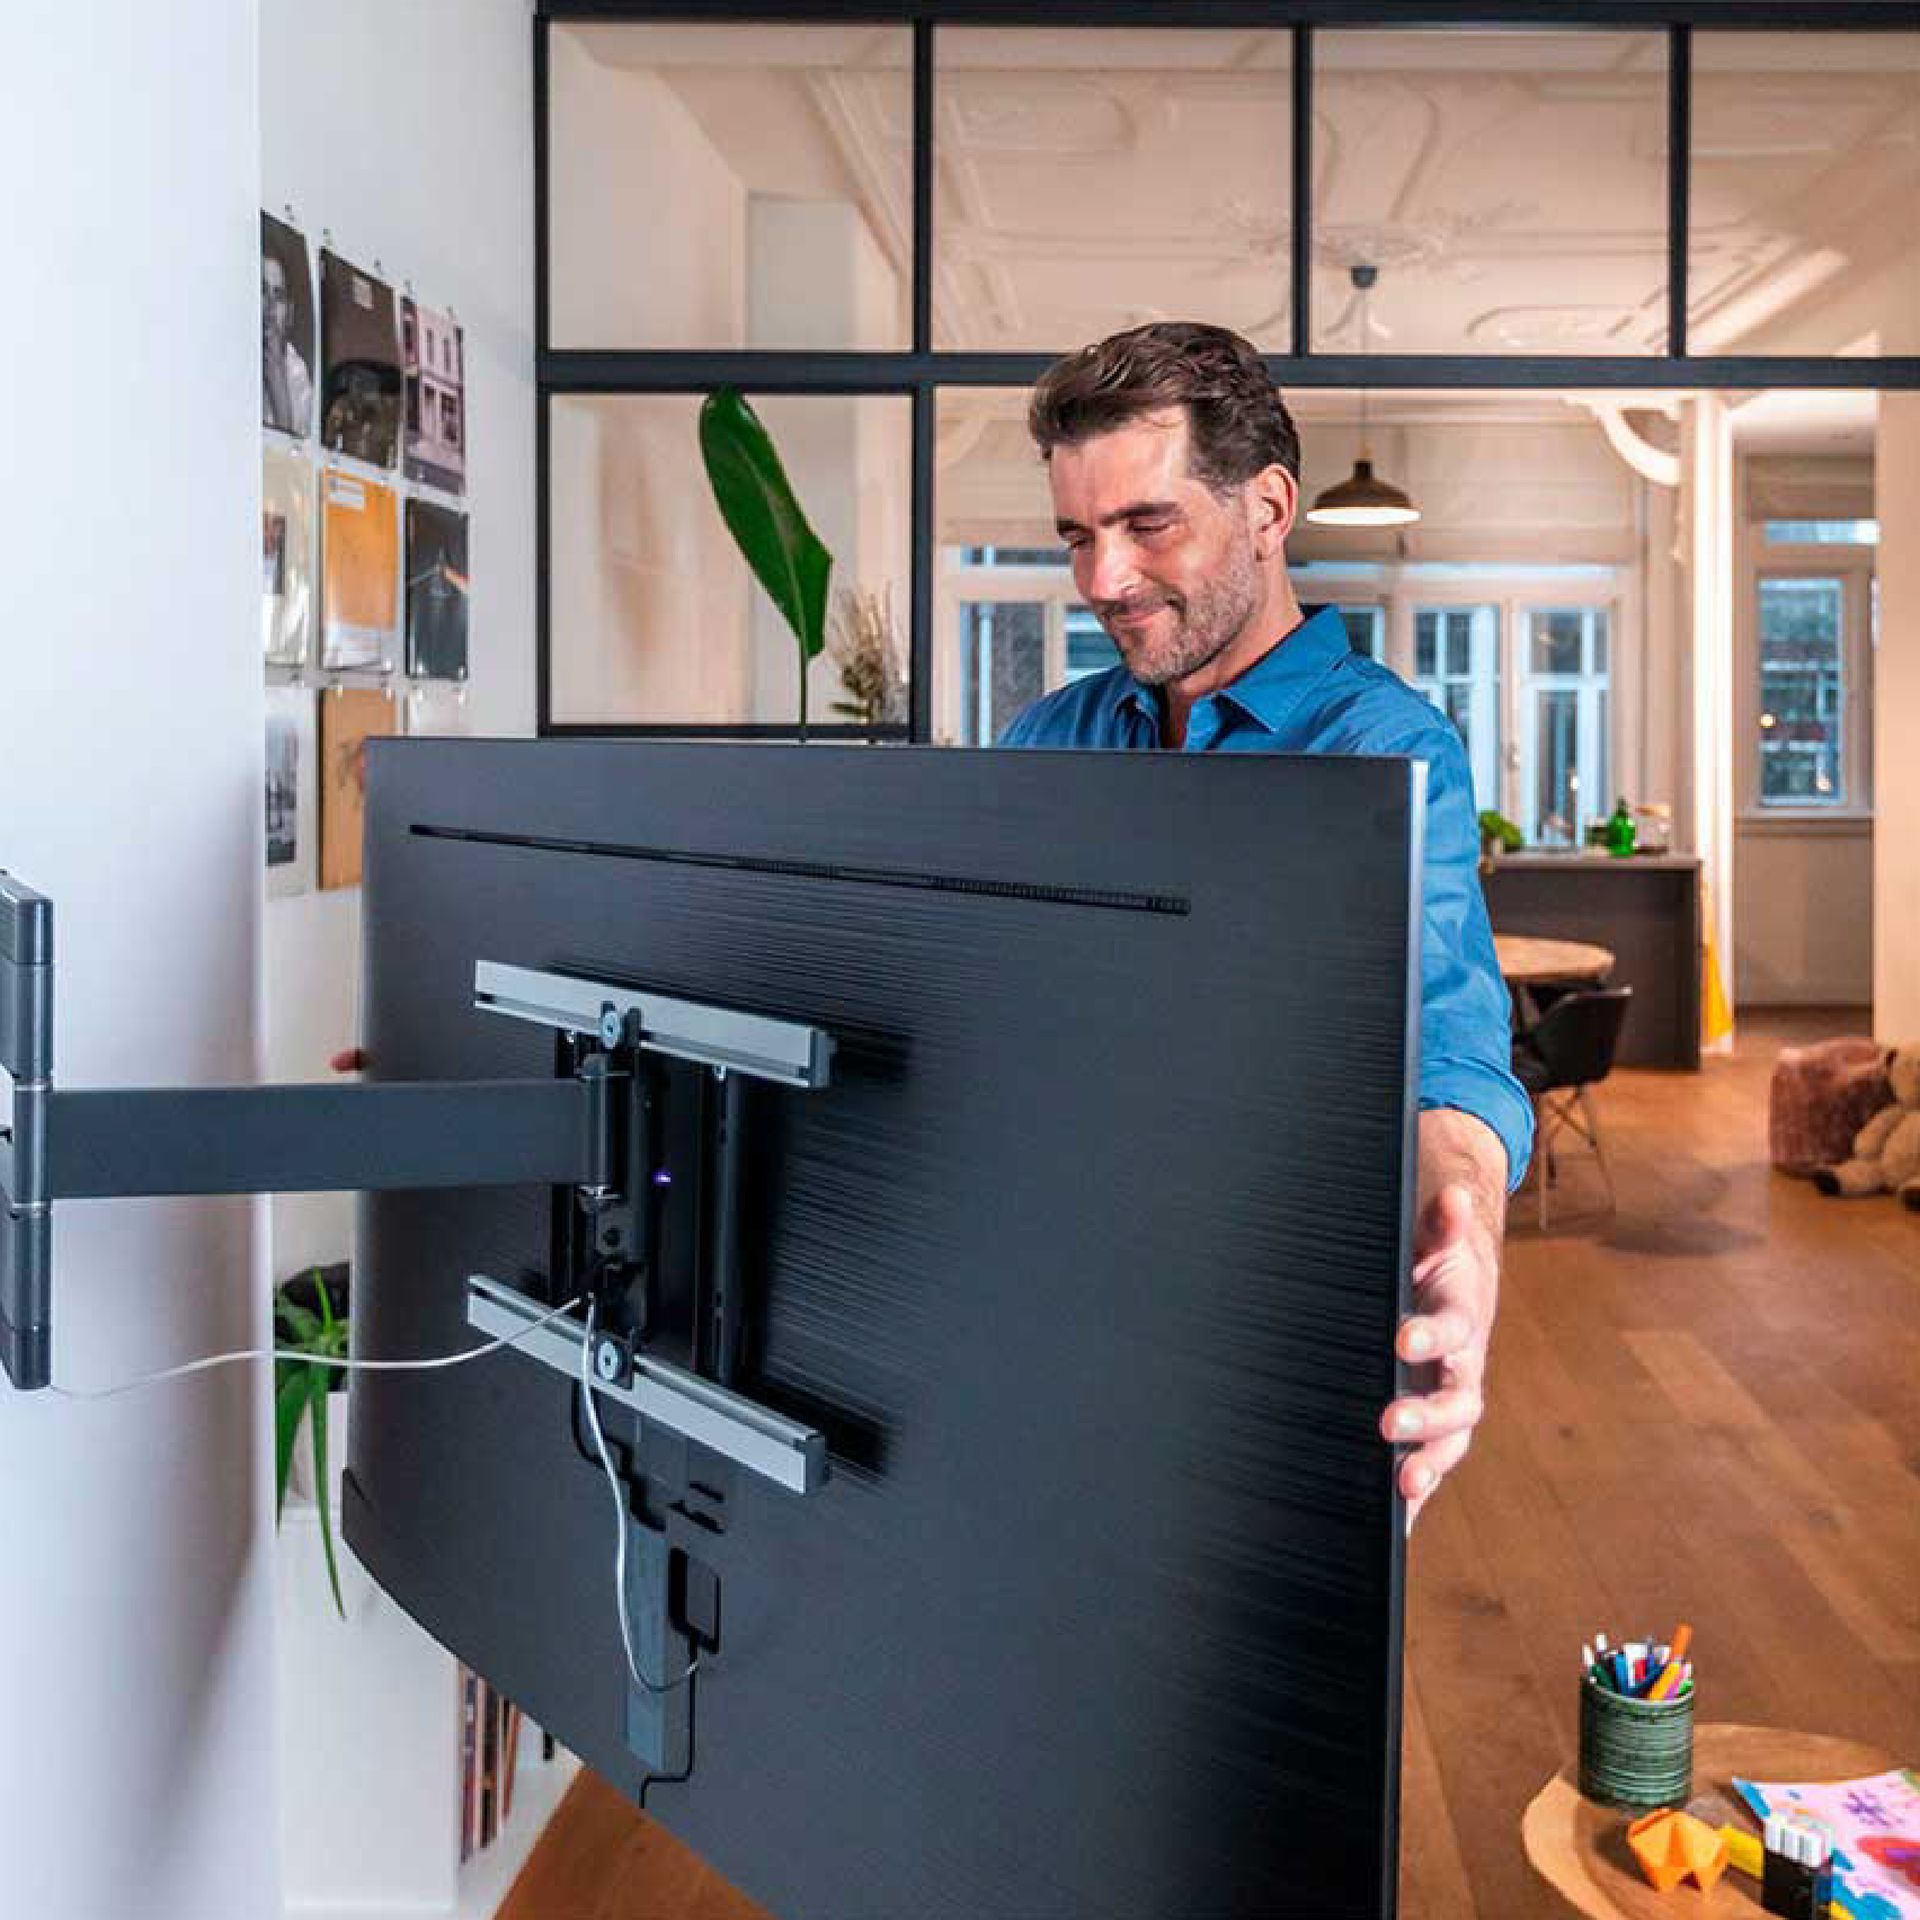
<box><xmin>826</xmin><ymin>585</ymin><xmax>906</xmax><ymax>728</ymax></box>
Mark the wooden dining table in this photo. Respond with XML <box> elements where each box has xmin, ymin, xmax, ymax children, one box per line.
<box><xmin>1495</xmin><ymin>933</ymin><xmax>1616</xmax><ymax>987</ymax></box>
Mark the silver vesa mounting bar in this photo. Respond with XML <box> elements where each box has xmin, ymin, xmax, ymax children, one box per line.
<box><xmin>466</xmin><ymin>1273</ymin><xmax>827</xmax><ymax>1497</ymax></box>
<box><xmin>473</xmin><ymin>961</ymin><xmax>834</xmax><ymax>1090</ymax></box>
<box><xmin>0</xmin><ymin>867</ymin><xmax>835</xmax><ymax>1392</ymax></box>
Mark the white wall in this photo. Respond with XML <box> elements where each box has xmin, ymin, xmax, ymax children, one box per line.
<box><xmin>0</xmin><ymin>6</ymin><xmax>280</xmax><ymax>1919</ymax></box>
<box><xmin>260</xmin><ymin>0</ymin><xmax>538</xmax><ymax>1272</ymax></box>
<box><xmin>1876</xmin><ymin>392</ymin><xmax>1920</xmax><ymax>1039</ymax></box>
<box><xmin>1735</xmin><ymin>826</ymin><xmax>1876</xmax><ymax>1005</ymax></box>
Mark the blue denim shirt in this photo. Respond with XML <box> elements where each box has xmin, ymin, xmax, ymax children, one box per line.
<box><xmin>999</xmin><ymin>603</ymin><xmax>1534</xmax><ymax>1190</ymax></box>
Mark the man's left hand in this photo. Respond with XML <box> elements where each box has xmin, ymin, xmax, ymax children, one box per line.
<box><xmin>1381</xmin><ymin>1110</ymin><xmax>1508</xmax><ymax>1530</ymax></box>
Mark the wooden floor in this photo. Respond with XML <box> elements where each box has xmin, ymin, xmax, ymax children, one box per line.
<box><xmin>499</xmin><ymin>1010</ymin><xmax>1919</xmax><ymax>1920</ymax></box>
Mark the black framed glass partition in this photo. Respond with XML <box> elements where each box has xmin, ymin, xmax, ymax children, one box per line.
<box><xmin>536</xmin><ymin>3</ymin><xmax>1920</xmax><ymax>740</ymax></box>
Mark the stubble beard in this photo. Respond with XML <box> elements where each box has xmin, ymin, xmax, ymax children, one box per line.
<box><xmin>1098</xmin><ymin>528</ymin><xmax>1262</xmax><ymax>689</ymax></box>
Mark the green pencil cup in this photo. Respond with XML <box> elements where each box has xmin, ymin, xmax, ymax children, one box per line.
<box><xmin>1578</xmin><ymin>1676</ymin><xmax>1693</xmax><ymax>1811</ymax></box>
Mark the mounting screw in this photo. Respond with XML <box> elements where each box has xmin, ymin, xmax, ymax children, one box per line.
<box><xmin>590</xmin><ymin>1330</ymin><xmax>632</xmax><ymax>1388</ymax></box>
<box><xmin>598</xmin><ymin>1003</ymin><xmax>623</xmax><ymax>1049</ymax></box>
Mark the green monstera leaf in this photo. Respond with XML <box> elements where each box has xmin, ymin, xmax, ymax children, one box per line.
<box><xmin>698</xmin><ymin>387</ymin><xmax>833</xmax><ymax>735</ymax></box>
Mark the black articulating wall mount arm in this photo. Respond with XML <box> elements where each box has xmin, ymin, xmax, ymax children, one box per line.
<box><xmin>0</xmin><ymin>871</ymin><xmax>834</xmax><ymax>1393</ymax></box>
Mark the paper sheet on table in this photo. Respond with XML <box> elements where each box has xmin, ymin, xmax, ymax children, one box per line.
<box><xmin>1734</xmin><ymin>1768</ymin><xmax>1920</xmax><ymax>1920</ymax></box>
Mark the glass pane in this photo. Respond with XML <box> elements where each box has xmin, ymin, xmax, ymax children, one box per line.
<box><xmin>1591</xmin><ymin>610</ymin><xmax>1609</xmax><ymax>674</ymax></box>
<box><xmin>548</xmin><ymin>23</ymin><xmax>912</xmax><ymax>350</ymax></box>
<box><xmin>1691</xmin><ymin>34</ymin><xmax>1920</xmax><ymax>357</ymax></box>
<box><xmin>1415</xmin><ymin>610</ymin><xmax>1439</xmax><ymax>677</ymax></box>
<box><xmin>548</xmin><ymin>392</ymin><xmax>911</xmax><ymax>726</ymax></box>
<box><xmin>1757</xmin><ymin>576</ymin><xmax>1845</xmax><ymax>805</ymax></box>
<box><xmin>1312</xmin><ymin>30</ymin><xmax>1668</xmax><ymax>354</ymax></box>
<box><xmin>1337</xmin><ymin>605</ymin><xmax>1383</xmax><ymax>658</ymax></box>
<box><xmin>1444</xmin><ymin>615</ymin><xmax>1472</xmax><ymax>680</ymax></box>
<box><xmin>934</xmin><ymin>29</ymin><xmax>1292</xmax><ymax>351</ymax></box>
<box><xmin>1535</xmin><ymin>688</ymin><xmax>1581</xmax><ymax>844</ymax></box>
<box><xmin>1064</xmin><ymin>607</ymin><xmax>1119</xmax><ymax>679</ymax></box>
<box><xmin>1443</xmin><ymin>681</ymin><xmax>1473</xmax><ymax>747</ymax></box>
<box><xmin>1763</xmin><ymin>520</ymin><xmax>1880</xmax><ymax>546</ymax></box>
<box><xmin>962</xmin><ymin>602</ymin><xmax>1046</xmax><ymax>745</ymax></box>
<box><xmin>967</xmin><ymin>545</ymin><xmax>1071</xmax><ymax>567</ymax></box>
<box><xmin>1531</xmin><ymin>608</ymin><xmax>1585</xmax><ymax>676</ymax></box>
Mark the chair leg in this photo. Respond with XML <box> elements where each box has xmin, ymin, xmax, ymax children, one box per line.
<box><xmin>1579</xmin><ymin>1086</ymin><xmax>1616</xmax><ymax>1210</ymax></box>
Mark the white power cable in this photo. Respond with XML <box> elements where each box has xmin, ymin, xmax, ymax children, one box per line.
<box><xmin>49</xmin><ymin>1291</ymin><xmax>586</xmax><ymax>1400</ymax></box>
<box><xmin>579</xmin><ymin>1297</ymin><xmax>700</xmax><ymax>1698</ymax></box>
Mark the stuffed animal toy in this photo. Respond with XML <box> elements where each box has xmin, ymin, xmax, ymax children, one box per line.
<box><xmin>1813</xmin><ymin>1043</ymin><xmax>1920</xmax><ymax>1209</ymax></box>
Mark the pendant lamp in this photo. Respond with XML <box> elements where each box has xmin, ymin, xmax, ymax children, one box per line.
<box><xmin>1306</xmin><ymin>264</ymin><xmax>1421</xmax><ymax>528</ymax></box>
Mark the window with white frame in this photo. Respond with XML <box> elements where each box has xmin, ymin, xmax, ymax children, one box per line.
<box><xmin>1522</xmin><ymin>606</ymin><xmax>1611</xmax><ymax>844</ymax></box>
<box><xmin>1413</xmin><ymin>605</ymin><xmax>1503</xmax><ymax>812</ymax></box>
<box><xmin>948</xmin><ymin>554</ymin><xmax>1624</xmax><ymax>823</ymax></box>
<box><xmin>1743</xmin><ymin>525</ymin><xmax>1875</xmax><ymax>815</ymax></box>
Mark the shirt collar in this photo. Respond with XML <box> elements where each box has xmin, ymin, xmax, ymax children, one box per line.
<box><xmin>1116</xmin><ymin>603</ymin><xmax>1351</xmax><ymax>739</ymax></box>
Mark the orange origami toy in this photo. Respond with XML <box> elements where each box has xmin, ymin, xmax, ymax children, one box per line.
<box><xmin>1627</xmin><ymin>1809</ymin><xmax>1729</xmax><ymax>1893</ymax></box>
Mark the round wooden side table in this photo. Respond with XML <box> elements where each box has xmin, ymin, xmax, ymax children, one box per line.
<box><xmin>1522</xmin><ymin>1723</ymin><xmax>1897</xmax><ymax>1919</ymax></box>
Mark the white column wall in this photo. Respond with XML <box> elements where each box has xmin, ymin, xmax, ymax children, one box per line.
<box><xmin>1875</xmin><ymin>392</ymin><xmax>1920</xmax><ymax>1038</ymax></box>
<box><xmin>1684</xmin><ymin>395</ymin><xmax>1738</xmax><ymax>1041</ymax></box>
<box><xmin>0</xmin><ymin>6</ymin><xmax>280</xmax><ymax>1919</ymax></box>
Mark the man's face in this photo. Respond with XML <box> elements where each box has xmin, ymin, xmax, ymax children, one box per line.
<box><xmin>262</xmin><ymin>256</ymin><xmax>290</xmax><ymax>346</ymax></box>
<box><xmin>1047</xmin><ymin>410</ymin><xmax>1265</xmax><ymax>688</ymax></box>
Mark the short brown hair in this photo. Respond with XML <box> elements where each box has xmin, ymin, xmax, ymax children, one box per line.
<box><xmin>1027</xmin><ymin>321</ymin><xmax>1300</xmax><ymax>492</ymax></box>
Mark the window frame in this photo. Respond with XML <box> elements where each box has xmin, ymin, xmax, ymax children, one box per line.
<box><xmin>1736</xmin><ymin>534</ymin><xmax>1877</xmax><ymax>821</ymax></box>
<box><xmin>534</xmin><ymin>3</ymin><xmax>1919</xmax><ymax>739</ymax></box>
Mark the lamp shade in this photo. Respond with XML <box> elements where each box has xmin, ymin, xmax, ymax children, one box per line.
<box><xmin>1305</xmin><ymin>458</ymin><xmax>1421</xmax><ymax>527</ymax></box>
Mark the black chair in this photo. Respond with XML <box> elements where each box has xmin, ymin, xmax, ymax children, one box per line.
<box><xmin>1511</xmin><ymin>986</ymin><xmax>1632</xmax><ymax>1227</ymax></box>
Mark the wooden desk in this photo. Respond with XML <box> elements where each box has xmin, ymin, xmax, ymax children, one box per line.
<box><xmin>1522</xmin><ymin>1723</ymin><xmax>1896</xmax><ymax>1919</ymax></box>
<box><xmin>1495</xmin><ymin>935</ymin><xmax>1616</xmax><ymax>987</ymax></box>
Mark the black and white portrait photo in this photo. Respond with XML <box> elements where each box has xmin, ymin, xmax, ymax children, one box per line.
<box><xmin>405</xmin><ymin>498</ymin><xmax>470</xmax><ymax>680</ymax></box>
<box><xmin>319</xmin><ymin>247</ymin><xmax>403</xmax><ymax>468</ymax></box>
<box><xmin>260</xmin><ymin>212</ymin><xmax>315</xmax><ymax>435</ymax></box>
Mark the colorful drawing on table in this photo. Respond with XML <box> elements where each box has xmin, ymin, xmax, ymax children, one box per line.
<box><xmin>317</xmin><ymin>686</ymin><xmax>396</xmax><ymax>892</ymax></box>
<box><xmin>1734</xmin><ymin>1767</ymin><xmax>1920</xmax><ymax>1919</ymax></box>
<box><xmin>319</xmin><ymin>468</ymin><xmax>398</xmax><ymax>670</ymax></box>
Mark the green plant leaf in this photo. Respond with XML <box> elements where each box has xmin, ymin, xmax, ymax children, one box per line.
<box><xmin>698</xmin><ymin>387</ymin><xmax>833</xmax><ymax>733</ymax></box>
<box><xmin>312</xmin><ymin>1268</ymin><xmax>337</xmax><ymax>1335</ymax></box>
<box><xmin>308</xmin><ymin>1372</ymin><xmax>347</xmax><ymax>1620</ymax></box>
<box><xmin>276</xmin><ymin>1298</ymin><xmax>323</xmax><ymax>1344</ymax></box>
<box><xmin>273</xmin><ymin>1367</ymin><xmax>313</xmax><ymax>1524</ymax></box>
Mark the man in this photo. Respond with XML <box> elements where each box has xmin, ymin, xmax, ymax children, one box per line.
<box><xmin>1002</xmin><ymin>321</ymin><xmax>1532</xmax><ymax>1528</ymax></box>
<box><xmin>262</xmin><ymin>247</ymin><xmax>313</xmax><ymax>435</ymax></box>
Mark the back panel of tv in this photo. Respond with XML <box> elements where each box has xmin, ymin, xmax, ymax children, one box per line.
<box><xmin>346</xmin><ymin>740</ymin><xmax>1423</xmax><ymax>1920</ymax></box>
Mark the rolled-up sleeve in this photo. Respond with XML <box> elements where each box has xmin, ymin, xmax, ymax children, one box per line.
<box><xmin>1385</xmin><ymin>719</ymin><xmax>1535</xmax><ymax>1191</ymax></box>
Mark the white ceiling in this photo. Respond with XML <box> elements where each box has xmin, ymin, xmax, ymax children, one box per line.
<box><xmin>560</xmin><ymin>22</ymin><xmax>1915</xmax><ymax>452</ymax></box>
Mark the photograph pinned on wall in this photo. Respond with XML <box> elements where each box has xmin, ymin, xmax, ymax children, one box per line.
<box><xmin>261</xmin><ymin>212</ymin><xmax>315</xmax><ymax>436</ymax></box>
<box><xmin>265</xmin><ymin>684</ymin><xmax>318</xmax><ymax>898</ymax></box>
<box><xmin>405</xmin><ymin>498</ymin><xmax>469</xmax><ymax>681</ymax></box>
<box><xmin>319</xmin><ymin>467</ymin><xmax>398</xmax><ymax>670</ymax></box>
<box><xmin>319</xmin><ymin>248</ymin><xmax>402</xmax><ymax>467</ymax></box>
<box><xmin>404</xmin><ymin>681</ymin><xmax>471</xmax><ymax>738</ymax></box>
<box><xmin>402</xmin><ymin>297</ymin><xmax>466</xmax><ymax>494</ymax></box>
<box><xmin>318</xmin><ymin>686</ymin><xmax>397</xmax><ymax>892</ymax></box>
<box><xmin>262</xmin><ymin>443</ymin><xmax>315</xmax><ymax>666</ymax></box>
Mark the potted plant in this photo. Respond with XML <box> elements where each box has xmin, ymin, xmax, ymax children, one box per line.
<box><xmin>275</xmin><ymin>1262</ymin><xmax>350</xmax><ymax>1619</ymax></box>
<box><xmin>1478</xmin><ymin>808</ymin><xmax>1523</xmax><ymax>868</ymax></box>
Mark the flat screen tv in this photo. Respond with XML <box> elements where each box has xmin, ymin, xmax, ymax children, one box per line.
<box><xmin>345</xmin><ymin>739</ymin><xmax>1424</xmax><ymax>1919</ymax></box>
